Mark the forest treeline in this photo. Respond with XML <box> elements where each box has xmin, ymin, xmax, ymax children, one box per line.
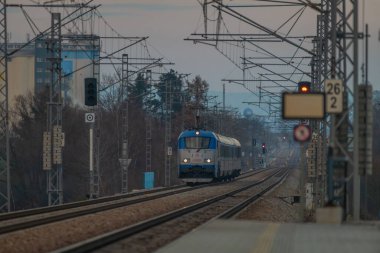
<box><xmin>7</xmin><ymin>70</ymin><xmax>271</xmax><ymax>210</ymax></box>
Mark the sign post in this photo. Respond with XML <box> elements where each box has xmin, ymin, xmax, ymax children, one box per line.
<box><xmin>85</xmin><ymin>113</ymin><xmax>96</xmax><ymax>198</ymax></box>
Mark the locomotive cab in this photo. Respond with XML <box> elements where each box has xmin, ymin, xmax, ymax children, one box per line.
<box><xmin>178</xmin><ymin>130</ymin><xmax>217</xmax><ymax>183</ymax></box>
<box><xmin>178</xmin><ymin>130</ymin><xmax>241</xmax><ymax>184</ymax></box>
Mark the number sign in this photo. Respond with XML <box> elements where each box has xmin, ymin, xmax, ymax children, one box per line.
<box><xmin>325</xmin><ymin>79</ymin><xmax>343</xmax><ymax>113</ymax></box>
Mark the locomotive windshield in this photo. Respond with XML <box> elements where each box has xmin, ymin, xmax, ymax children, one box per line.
<box><xmin>185</xmin><ymin>137</ymin><xmax>210</xmax><ymax>149</ymax></box>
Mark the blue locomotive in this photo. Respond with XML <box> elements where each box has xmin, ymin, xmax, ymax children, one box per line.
<box><xmin>177</xmin><ymin>129</ymin><xmax>242</xmax><ymax>183</ymax></box>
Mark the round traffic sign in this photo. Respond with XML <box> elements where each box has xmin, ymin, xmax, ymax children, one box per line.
<box><xmin>293</xmin><ymin>124</ymin><xmax>311</xmax><ymax>142</ymax></box>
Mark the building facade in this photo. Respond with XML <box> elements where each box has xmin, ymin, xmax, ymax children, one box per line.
<box><xmin>8</xmin><ymin>35</ymin><xmax>100</xmax><ymax>108</ymax></box>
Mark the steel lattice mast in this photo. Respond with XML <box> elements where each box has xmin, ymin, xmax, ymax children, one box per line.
<box><xmin>310</xmin><ymin>0</ymin><xmax>360</xmax><ymax>220</ymax></box>
<box><xmin>164</xmin><ymin>80</ymin><xmax>172</xmax><ymax>187</ymax></box>
<box><xmin>145</xmin><ymin>70</ymin><xmax>152</xmax><ymax>175</ymax></box>
<box><xmin>120</xmin><ymin>54</ymin><xmax>129</xmax><ymax>193</ymax></box>
<box><xmin>45</xmin><ymin>13</ymin><xmax>63</xmax><ymax>206</ymax></box>
<box><xmin>0</xmin><ymin>0</ymin><xmax>9</xmax><ymax>212</ymax></box>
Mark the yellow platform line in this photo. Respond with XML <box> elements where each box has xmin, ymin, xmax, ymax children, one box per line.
<box><xmin>251</xmin><ymin>223</ymin><xmax>280</xmax><ymax>253</ymax></box>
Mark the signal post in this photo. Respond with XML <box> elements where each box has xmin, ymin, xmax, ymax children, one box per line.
<box><xmin>283</xmin><ymin>81</ymin><xmax>324</xmax><ymax>220</ymax></box>
<box><xmin>84</xmin><ymin>78</ymin><xmax>98</xmax><ymax>199</ymax></box>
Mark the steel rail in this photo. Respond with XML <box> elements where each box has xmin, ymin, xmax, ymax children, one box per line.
<box><xmin>0</xmin><ymin>169</ymin><xmax>261</xmax><ymax>222</ymax></box>
<box><xmin>51</xmin><ymin>169</ymin><xmax>284</xmax><ymax>253</ymax></box>
<box><xmin>0</xmin><ymin>184</ymin><xmax>184</xmax><ymax>222</ymax></box>
<box><xmin>218</xmin><ymin>169</ymin><xmax>289</xmax><ymax>219</ymax></box>
<box><xmin>0</xmin><ymin>169</ymin><xmax>264</xmax><ymax>234</ymax></box>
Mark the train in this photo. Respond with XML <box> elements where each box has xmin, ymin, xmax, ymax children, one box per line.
<box><xmin>177</xmin><ymin>129</ymin><xmax>242</xmax><ymax>184</ymax></box>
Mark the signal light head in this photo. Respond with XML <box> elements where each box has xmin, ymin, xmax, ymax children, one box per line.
<box><xmin>84</xmin><ymin>78</ymin><xmax>97</xmax><ymax>106</ymax></box>
<box><xmin>298</xmin><ymin>81</ymin><xmax>311</xmax><ymax>93</ymax></box>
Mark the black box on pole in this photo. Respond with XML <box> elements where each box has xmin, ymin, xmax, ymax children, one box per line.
<box><xmin>85</xmin><ymin>78</ymin><xmax>97</xmax><ymax>106</ymax></box>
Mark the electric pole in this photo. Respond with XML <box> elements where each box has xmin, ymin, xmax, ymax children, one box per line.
<box><xmin>0</xmin><ymin>0</ymin><xmax>10</xmax><ymax>212</ymax></box>
<box><xmin>45</xmin><ymin>13</ymin><xmax>64</xmax><ymax>206</ymax></box>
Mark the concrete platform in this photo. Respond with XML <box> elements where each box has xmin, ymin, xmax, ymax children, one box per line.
<box><xmin>155</xmin><ymin>220</ymin><xmax>380</xmax><ymax>253</ymax></box>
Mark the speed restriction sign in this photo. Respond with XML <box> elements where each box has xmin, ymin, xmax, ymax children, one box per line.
<box><xmin>293</xmin><ymin>124</ymin><xmax>311</xmax><ymax>142</ymax></box>
<box><xmin>325</xmin><ymin>79</ymin><xmax>343</xmax><ymax>113</ymax></box>
<box><xmin>85</xmin><ymin>113</ymin><xmax>95</xmax><ymax>123</ymax></box>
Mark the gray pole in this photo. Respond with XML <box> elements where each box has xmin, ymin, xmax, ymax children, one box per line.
<box><xmin>146</xmin><ymin>70</ymin><xmax>152</xmax><ymax>175</ymax></box>
<box><xmin>352</xmin><ymin>0</ymin><xmax>360</xmax><ymax>221</ymax></box>
<box><xmin>120</xmin><ymin>54</ymin><xmax>129</xmax><ymax>193</ymax></box>
<box><xmin>223</xmin><ymin>83</ymin><xmax>225</xmax><ymax>112</ymax></box>
<box><xmin>92</xmin><ymin>36</ymin><xmax>100</xmax><ymax>198</ymax></box>
<box><xmin>164</xmin><ymin>80</ymin><xmax>172</xmax><ymax>187</ymax></box>
<box><xmin>363</xmin><ymin>23</ymin><xmax>369</xmax><ymax>217</ymax></box>
<box><xmin>365</xmin><ymin>24</ymin><xmax>368</xmax><ymax>86</ymax></box>
<box><xmin>89</xmin><ymin>127</ymin><xmax>94</xmax><ymax>198</ymax></box>
<box><xmin>300</xmin><ymin>143</ymin><xmax>305</xmax><ymax>220</ymax></box>
<box><xmin>330</xmin><ymin>0</ymin><xmax>337</xmax><ymax>149</ymax></box>
<box><xmin>222</xmin><ymin>83</ymin><xmax>225</xmax><ymax>134</ymax></box>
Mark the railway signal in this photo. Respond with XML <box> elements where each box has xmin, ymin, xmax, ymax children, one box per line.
<box><xmin>85</xmin><ymin>78</ymin><xmax>97</xmax><ymax>106</ymax></box>
<box><xmin>262</xmin><ymin>143</ymin><xmax>266</xmax><ymax>154</ymax></box>
<box><xmin>298</xmin><ymin>81</ymin><xmax>311</xmax><ymax>93</ymax></box>
<box><xmin>280</xmin><ymin>78</ymin><xmax>325</xmax><ymax>120</ymax></box>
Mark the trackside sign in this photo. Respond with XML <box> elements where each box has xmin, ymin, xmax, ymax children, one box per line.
<box><xmin>282</xmin><ymin>93</ymin><xmax>325</xmax><ymax>119</ymax></box>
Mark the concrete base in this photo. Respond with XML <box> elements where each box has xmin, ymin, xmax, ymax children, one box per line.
<box><xmin>316</xmin><ymin>207</ymin><xmax>343</xmax><ymax>224</ymax></box>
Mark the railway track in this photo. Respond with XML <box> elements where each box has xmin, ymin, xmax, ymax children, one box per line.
<box><xmin>0</xmin><ymin>169</ymin><xmax>264</xmax><ymax>235</ymax></box>
<box><xmin>51</xmin><ymin>168</ymin><xmax>288</xmax><ymax>253</ymax></box>
<box><xmin>0</xmin><ymin>185</ymin><xmax>184</xmax><ymax>222</ymax></box>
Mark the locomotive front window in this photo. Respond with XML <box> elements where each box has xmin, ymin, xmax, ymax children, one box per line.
<box><xmin>185</xmin><ymin>137</ymin><xmax>210</xmax><ymax>149</ymax></box>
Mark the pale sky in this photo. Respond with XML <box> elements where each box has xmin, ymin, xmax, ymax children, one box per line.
<box><xmin>7</xmin><ymin>0</ymin><xmax>380</xmax><ymax>111</ymax></box>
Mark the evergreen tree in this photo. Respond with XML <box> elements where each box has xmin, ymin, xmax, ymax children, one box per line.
<box><xmin>157</xmin><ymin>69</ymin><xmax>184</xmax><ymax>114</ymax></box>
<box><xmin>129</xmin><ymin>73</ymin><xmax>149</xmax><ymax>109</ymax></box>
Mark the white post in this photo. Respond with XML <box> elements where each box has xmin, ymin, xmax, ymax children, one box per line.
<box><xmin>89</xmin><ymin>128</ymin><xmax>93</xmax><ymax>172</ymax></box>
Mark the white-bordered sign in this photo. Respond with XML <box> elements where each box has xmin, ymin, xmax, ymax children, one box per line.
<box><xmin>325</xmin><ymin>79</ymin><xmax>343</xmax><ymax>113</ymax></box>
<box><xmin>167</xmin><ymin>147</ymin><xmax>172</xmax><ymax>156</ymax></box>
<box><xmin>293</xmin><ymin>124</ymin><xmax>311</xmax><ymax>142</ymax></box>
<box><xmin>85</xmin><ymin>113</ymin><xmax>95</xmax><ymax>123</ymax></box>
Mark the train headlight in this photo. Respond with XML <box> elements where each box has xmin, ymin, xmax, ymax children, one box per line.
<box><xmin>183</xmin><ymin>158</ymin><xmax>190</xmax><ymax>163</ymax></box>
<box><xmin>205</xmin><ymin>158</ymin><xmax>212</xmax><ymax>163</ymax></box>
<box><xmin>195</xmin><ymin>131</ymin><xmax>200</xmax><ymax>135</ymax></box>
